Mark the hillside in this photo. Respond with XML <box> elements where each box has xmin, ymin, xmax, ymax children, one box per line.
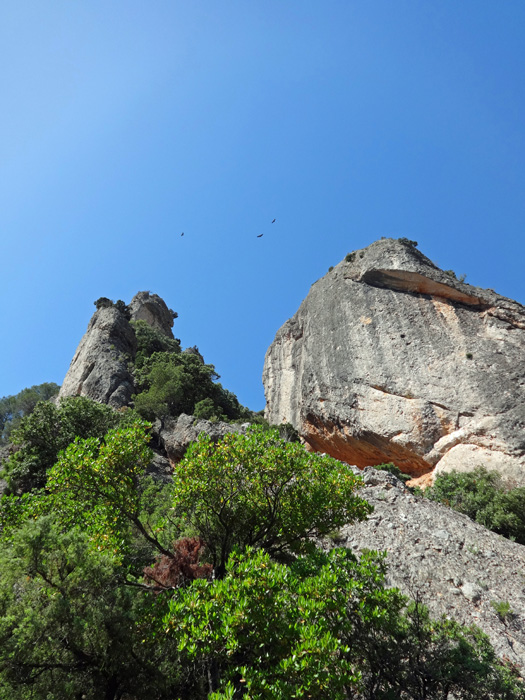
<box><xmin>1</xmin><ymin>242</ymin><xmax>524</xmax><ymax>697</ymax></box>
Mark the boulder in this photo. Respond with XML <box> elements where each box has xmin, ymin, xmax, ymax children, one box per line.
<box><xmin>339</xmin><ymin>468</ymin><xmax>525</xmax><ymax>670</ymax></box>
<box><xmin>263</xmin><ymin>238</ymin><xmax>525</xmax><ymax>483</ymax></box>
<box><xmin>129</xmin><ymin>291</ymin><xmax>175</xmax><ymax>338</ymax></box>
<box><xmin>158</xmin><ymin>413</ymin><xmax>248</xmax><ymax>465</ymax></box>
<box><xmin>58</xmin><ymin>306</ymin><xmax>137</xmax><ymax>409</ymax></box>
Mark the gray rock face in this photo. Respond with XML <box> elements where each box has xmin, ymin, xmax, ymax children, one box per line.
<box><xmin>338</xmin><ymin>468</ymin><xmax>525</xmax><ymax>670</ymax></box>
<box><xmin>158</xmin><ymin>413</ymin><xmax>248</xmax><ymax>465</ymax></box>
<box><xmin>129</xmin><ymin>291</ymin><xmax>175</xmax><ymax>338</ymax></box>
<box><xmin>263</xmin><ymin>238</ymin><xmax>525</xmax><ymax>483</ymax></box>
<box><xmin>58</xmin><ymin>307</ymin><xmax>137</xmax><ymax>408</ymax></box>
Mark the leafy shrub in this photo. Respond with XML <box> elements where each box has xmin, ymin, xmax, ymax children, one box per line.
<box><xmin>94</xmin><ymin>296</ymin><xmax>131</xmax><ymax>319</ymax></box>
<box><xmin>131</xmin><ymin>319</ymin><xmax>181</xmax><ymax>368</ymax></box>
<box><xmin>133</xmin><ymin>351</ymin><xmax>248</xmax><ymax>422</ymax></box>
<box><xmin>171</xmin><ymin>426</ymin><xmax>372</xmax><ymax>576</ymax></box>
<box><xmin>0</xmin><ymin>382</ymin><xmax>59</xmax><ymax>445</ymax></box>
<box><xmin>165</xmin><ymin>547</ymin><xmax>524</xmax><ymax>699</ymax></box>
<box><xmin>345</xmin><ymin>252</ymin><xmax>356</xmax><ymax>262</ymax></box>
<box><xmin>374</xmin><ymin>461</ymin><xmax>412</xmax><ymax>483</ymax></box>
<box><xmin>427</xmin><ymin>467</ymin><xmax>525</xmax><ymax>544</ymax></box>
<box><xmin>398</xmin><ymin>237</ymin><xmax>418</xmax><ymax>247</ymax></box>
<box><xmin>1</xmin><ymin>422</ymin><xmax>523</xmax><ymax>699</ymax></box>
<box><xmin>193</xmin><ymin>397</ymin><xmax>222</xmax><ymax>421</ymax></box>
<box><xmin>1</xmin><ymin>396</ymin><xmax>125</xmax><ymax>493</ymax></box>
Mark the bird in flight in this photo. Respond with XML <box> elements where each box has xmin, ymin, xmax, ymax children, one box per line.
<box><xmin>257</xmin><ymin>234</ymin><xmax>264</xmax><ymax>238</ymax></box>
<box><xmin>181</xmin><ymin>232</ymin><xmax>184</xmax><ymax>236</ymax></box>
<box><xmin>271</xmin><ymin>218</ymin><xmax>276</xmax><ymax>223</ymax></box>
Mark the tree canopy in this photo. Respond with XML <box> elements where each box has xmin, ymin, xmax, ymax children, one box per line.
<box><xmin>0</xmin><ymin>382</ymin><xmax>59</xmax><ymax>445</ymax></box>
<box><xmin>427</xmin><ymin>467</ymin><xmax>525</xmax><ymax>544</ymax></box>
<box><xmin>0</xmin><ymin>419</ymin><xmax>523</xmax><ymax>699</ymax></box>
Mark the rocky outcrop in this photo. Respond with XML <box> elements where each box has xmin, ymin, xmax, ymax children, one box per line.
<box><xmin>337</xmin><ymin>468</ymin><xmax>525</xmax><ymax>670</ymax></box>
<box><xmin>263</xmin><ymin>238</ymin><xmax>525</xmax><ymax>483</ymax></box>
<box><xmin>59</xmin><ymin>292</ymin><xmax>178</xmax><ymax>409</ymax></box>
<box><xmin>129</xmin><ymin>291</ymin><xmax>175</xmax><ymax>338</ymax></box>
<box><xmin>158</xmin><ymin>413</ymin><xmax>248</xmax><ymax>466</ymax></box>
<box><xmin>58</xmin><ymin>306</ymin><xmax>137</xmax><ymax>409</ymax></box>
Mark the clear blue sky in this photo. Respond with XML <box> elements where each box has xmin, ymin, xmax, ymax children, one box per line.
<box><xmin>1</xmin><ymin>1</ymin><xmax>524</xmax><ymax>410</ymax></box>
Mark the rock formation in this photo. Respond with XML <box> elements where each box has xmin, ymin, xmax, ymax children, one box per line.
<box><xmin>336</xmin><ymin>468</ymin><xmax>525</xmax><ymax>670</ymax></box>
<box><xmin>58</xmin><ymin>305</ymin><xmax>137</xmax><ymax>409</ymax></box>
<box><xmin>158</xmin><ymin>413</ymin><xmax>248</xmax><ymax>466</ymax></box>
<box><xmin>263</xmin><ymin>238</ymin><xmax>525</xmax><ymax>484</ymax></box>
<box><xmin>129</xmin><ymin>291</ymin><xmax>175</xmax><ymax>338</ymax></box>
<box><xmin>59</xmin><ymin>292</ymin><xmax>176</xmax><ymax>409</ymax></box>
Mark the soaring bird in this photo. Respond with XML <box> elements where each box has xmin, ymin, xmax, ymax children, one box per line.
<box><xmin>257</xmin><ymin>234</ymin><xmax>264</xmax><ymax>238</ymax></box>
<box><xmin>271</xmin><ymin>218</ymin><xmax>276</xmax><ymax>223</ymax></box>
<box><xmin>181</xmin><ymin>232</ymin><xmax>184</xmax><ymax>236</ymax></box>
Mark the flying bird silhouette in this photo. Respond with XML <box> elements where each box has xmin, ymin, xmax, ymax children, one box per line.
<box><xmin>257</xmin><ymin>234</ymin><xmax>264</xmax><ymax>238</ymax></box>
<box><xmin>181</xmin><ymin>232</ymin><xmax>184</xmax><ymax>236</ymax></box>
<box><xmin>271</xmin><ymin>218</ymin><xmax>276</xmax><ymax>223</ymax></box>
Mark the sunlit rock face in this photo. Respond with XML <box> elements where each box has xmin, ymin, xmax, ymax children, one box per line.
<box><xmin>129</xmin><ymin>291</ymin><xmax>175</xmax><ymax>338</ymax></box>
<box><xmin>58</xmin><ymin>306</ymin><xmax>137</xmax><ymax>409</ymax></box>
<box><xmin>59</xmin><ymin>292</ymin><xmax>178</xmax><ymax>409</ymax></box>
<box><xmin>263</xmin><ymin>238</ymin><xmax>525</xmax><ymax>483</ymax></box>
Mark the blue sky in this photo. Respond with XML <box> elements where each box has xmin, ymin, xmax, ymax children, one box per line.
<box><xmin>1</xmin><ymin>1</ymin><xmax>524</xmax><ymax>411</ymax></box>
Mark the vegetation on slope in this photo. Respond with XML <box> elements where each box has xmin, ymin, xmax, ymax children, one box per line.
<box><xmin>0</xmin><ymin>382</ymin><xmax>59</xmax><ymax>446</ymax></box>
<box><xmin>0</xmin><ymin>421</ymin><xmax>522</xmax><ymax>699</ymax></box>
<box><xmin>130</xmin><ymin>320</ymin><xmax>252</xmax><ymax>423</ymax></box>
<box><xmin>1</xmin><ymin>396</ymin><xmax>137</xmax><ymax>494</ymax></box>
<box><xmin>427</xmin><ymin>467</ymin><xmax>525</xmax><ymax>545</ymax></box>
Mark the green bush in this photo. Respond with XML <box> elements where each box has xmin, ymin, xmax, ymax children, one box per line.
<box><xmin>94</xmin><ymin>297</ymin><xmax>131</xmax><ymax>319</ymax></box>
<box><xmin>131</xmin><ymin>319</ymin><xmax>181</xmax><ymax>368</ymax></box>
<box><xmin>491</xmin><ymin>600</ymin><xmax>514</xmax><ymax>623</ymax></box>
<box><xmin>133</xmin><ymin>351</ymin><xmax>248</xmax><ymax>422</ymax></box>
<box><xmin>399</xmin><ymin>237</ymin><xmax>418</xmax><ymax>247</ymax></box>
<box><xmin>1</xmin><ymin>422</ymin><xmax>523</xmax><ymax>699</ymax></box>
<box><xmin>374</xmin><ymin>462</ymin><xmax>412</xmax><ymax>483</ymax></box>
<box><xmin>427</xmin><ymin>467</ymin><xmax>525</xmax><ymax>544</ymax></box>
<box><xmin>0</xmin><ymin>383</ymin><xmax>60</xmax><ymax>446</ymax></box>
<box><xmin>165</xmin><ymin>547</ymin><xmax>524</xmax><ymax>699</ymax></box>
<box><xmin>1</xmin><ymin>396</ymin><xmax>125</xmax><ymax>493</ymax></box>
<box><xmin>171</xmin><ymin>426</ymin><xmax>372</xmax><ymax>576</ymax></box>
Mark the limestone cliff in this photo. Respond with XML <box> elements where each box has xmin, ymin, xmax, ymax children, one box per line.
<box><xmin>263</xmin><ymin>238</ymin><xmax>525</xmax><ymax>483</ymax></box>
<box><xmin>59</xmin><ymin>292</ymin><xmax>175</xmax><ymax>409</ymax></box>
<box><xmin>129</xmin><ymin>291</ymin><xmax>175</xmax><ymax>338</ymax></box>
<box><xmin>58</xmin><ymin>305</ymin><xmax>137</xmax><ymax>408</ymax></box>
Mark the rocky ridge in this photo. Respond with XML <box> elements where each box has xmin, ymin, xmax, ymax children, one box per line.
<box><xmin>263</xmin><ymin>238</ymin><xmax>525</xmax><ymax>484</ymax></box>
<box><xmin>58</xmin><ymin>292</ymin><xmax>175</xmax><ymax>409</ymax></box>
<box><xmin>52</xmin><ymin>280</ymin><xmax>525</xmax><ymax>671</ymax></box>
<box><xmin>337</xmin><ymin>468</ymin><xmax>525</xmax><ymax>671</ymax></box>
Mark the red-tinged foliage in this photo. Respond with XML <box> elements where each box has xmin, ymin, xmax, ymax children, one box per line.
<box><xmin>144</xmin><ymin>537</ymin><xmax>213</xmax><ymax>591</ymax></box>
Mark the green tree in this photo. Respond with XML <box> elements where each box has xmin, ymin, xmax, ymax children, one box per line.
<box><xmin>133</xmin><ymin>351</ymin><xmax>247</xmax><ymax>422</ymax></box>
<box><xmin>43</xmin><ymin>419</ymin><xmax>179</xmax><ymax>564</ymax></box>
<box><xmin>0</xmin><ymin>382</ymin><xmax>59</xmax><ymax>445</ymax></box>
<box><xmin>2</xmin><ymin>396</ymin><xmax>124</xmax><ymax>494</ymax></box>
<box><xmin>171</xmin><ymin>426</ymin><xmax>372</xmax><ymax>576</ymax></box>
<box><xmin>165</xmin><ymin>547</ymin><xmax>524</xmax><ymax>699</ymax></box>
<box><xmin>427</xmin><ymin>467</ymin><xmax>525</xmax><ymax>544</ymax></box>
<box><xmin>1</xmin><ymin>421</ymin><xmax>523</xmax><ymax>699</ymax></box>
<box><xmin>0</xmin><ymin>515</ymin><xmax>185</xmax><ymax>700</ymax></box>
<box><xmin>131</xmin><ymin>319</ymin><xmax>181</xmax><ymax>368</ymax></box>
